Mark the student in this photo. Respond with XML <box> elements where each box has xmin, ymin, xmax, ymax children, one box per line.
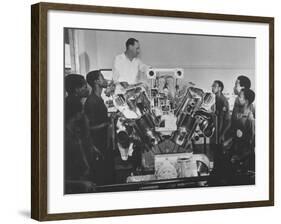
<box><xmin>64</xmin><ymin>74</ymin><xmax>96</xmax><ymax>193</ymax></box>
<box><xmin>65</xmin><ymin>74</ymin><xmax>89</xmax><ymax>119</ymax></box>
<box><xmin>230</xmin><ymin>88</ymin><xmax>255</xmax><ymax>173</ymax></box>
<box><xmin>84</xmin><ymin>70</ymin><xmax>114</xmax><ymax>185</ymax></box>
<box><xmin>210</xmin><ymin>80</ymin><xmax>230</xmax><ymax>176</ymax></box>
<box><xmin>211</xmin><ymin>80</ymin><xmax>230</xmax><ymax>143</ymax></box>
<box><xmin>233</xmin><ymin>75</ymin><xmax>251</xmax><ymax>95</ymax></box>
<box><xmin>233</xmin><ymin>75</ymin><xmax>255</xmax><ymax>117</ymax></box>
<box><xmin>223</xmin><ymin>75</ymin><xmax>254</xmax><ymax>143</ymax></box>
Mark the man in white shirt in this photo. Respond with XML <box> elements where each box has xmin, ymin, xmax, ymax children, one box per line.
<box><xmin>112</xmin><ymin>38</ymin><xmax>149</xmax><ymax>85</ymax></box>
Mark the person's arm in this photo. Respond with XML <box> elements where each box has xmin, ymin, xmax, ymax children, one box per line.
<box><xmin>136</xmin><ymin>59</ymin><xmax>150</xmax><ymax>84</ymax></box>
<box><xmin>89</xmin><ymin>122</ymin><xmax>109</xmax><ymax>131</ymax></box>
<box><xmin>248</xmin><ymin>113</ymin><xmax>255</xmax><ymax>151</ymax></box>
<box><xmin>138</xmin><ymin>59</ymin><xmax>150</xmax><ymax>73</ymax></box>
<box><xmin>222</xmin><ymin>98</ymin><xmax>238</xmax><ymax>143</ymax></box>
<box><xmin>77</xmin><ymin>139</ymin><xmax>90</xmax><ymax>176</ymax></box>
<box><xmin>90</xmin><ymin>142</ymin><xmax>105</xmax><ymax>160</ymax></box>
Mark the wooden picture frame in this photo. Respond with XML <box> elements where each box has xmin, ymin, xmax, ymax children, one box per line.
<box><xmin>31</xmin><ymin>2</ymin><xmax>274</xmax><ymax>221</ymax></box>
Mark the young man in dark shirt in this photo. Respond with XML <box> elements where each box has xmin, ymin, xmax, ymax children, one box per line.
<box><xmin>212</xmin><ymin>80</ymin><xmax>231</xmax><ymax>143</ymax></box>
<box><xmin>222</xmin><ymin>75</ymin><xmax>254</xmax><ymax>143</ymax></box>
<box><xmin>230</xmin><ymin>88</ymin><xmax>255</xmax><ymax>173</ymax></box>
<box><xmin>211</xmin><ymin>80</ymin><xmax>231</xmax><ymax>177</ymax></box>
<box><xmin>84</xmin><ymin>70</ymin><xmax>114</xmax><ymax>185</ymax></box>
<box><xmin>64</xmin><ymin>74</ymin><xmax>97</xmax><ymax>193</ymax></box>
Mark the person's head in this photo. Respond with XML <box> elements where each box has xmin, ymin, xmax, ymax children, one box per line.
<box><xmin>238</xmin><ymin>88</ymin><xmax>255</xmax><ymax>107</ymax></box>
<box><xmin>117</xmin><ymin>131</ymin><xmax>131</xmax><ymax>148</ymax></box>
<box><xmin>65</xmin><ymin>74</ymin><xmax>89</xmax><ymax>98</ymax></box>
<box><xmin>234</xmin><ymin>75</ymin><xmax>251</xmax><ymax>95</ymax></box>
<box><xmin>86</xmin><ymin>70</ymin><xmax>107</xmax><ymax>90</ymax></box>
<box><xmin>212</xmin><ymin>80</ymin><xmax>224</xmax><ymax>94</ymax></box>
<box><xmin>125</xmin><ymin>38</ymin><xmax>140</xmax><ymax>58</ymax></box>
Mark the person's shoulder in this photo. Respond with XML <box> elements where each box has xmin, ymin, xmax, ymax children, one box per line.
<box><xmin>134</xmin><ymin>57</ymin><xmax>143</xmax><ymax>64</ymax></box>
<box><xmin>217</xmin><ymin>94</ymin><xmax>229</xmax><ymax>111</ymax></box>
<box><xmin>85</xmin><ymin>94</ymin><xmax>98</xmax><ymax>106</ymax></box>
<box><xmin>221</xmin><ymin>94</ymin><xmax>229</xmax><ymax>104</ymax></box>
<box><xmin>115</xmin><ymin>53</ymin><xmax>125</xmax><ymax>61</ymax></box>
<box><xmin>65</xmin><ymin>95</ymin><xmax>81</xmax><ymax>106</ymax></box>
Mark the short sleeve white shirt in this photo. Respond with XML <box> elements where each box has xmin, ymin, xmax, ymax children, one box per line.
<box><xmin>112</xmin><ymin>53</ymin><xmax>147</xmax><ymax>84</ymax></box>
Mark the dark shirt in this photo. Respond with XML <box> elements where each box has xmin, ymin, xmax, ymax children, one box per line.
<box><xmin>84</xmin><ymin>93</ymin><xmax>115</xmax><ymax>185</ymax></box>
<box><xmin>65</xmin><ymin>95</ymin><xmax>83</xmax><ymax>122</ymax></box>
<box><xmin>212</xmin><ymin>93</ymin><xmax>230</xmax><ymax>142</ymax></box>
<box><xmin>64</xmin><ymin>129</ymin><xmax>86</xmax><ymax>180</ymax></box>
<box><xmin>233</xmin><ymin>97</ymin><xmax>255</xmax><ymax>118</ymax></box>
<box><xmin>231</xmin><ymin>106</ymin><xmax>255</xmax><ymax>158</ymax></box>
<box><xmin>215</xmin><ymin>94</ymin><xmax>230</xmax><ymax>120</ymax></box>
<box><xmin>84</xmin><ymin>93</ymin><xmax>109</xmax><ymax>152</ymax></box>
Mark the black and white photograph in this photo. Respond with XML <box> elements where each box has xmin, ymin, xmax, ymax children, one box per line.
<box><xmin>63</xmin><ymin>28</ymin><xmax>256</xmax><ymax>194</ymax></box>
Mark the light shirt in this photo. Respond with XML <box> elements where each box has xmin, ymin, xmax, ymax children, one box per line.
<box><xmin>112</xmin><ymin>53</ymin><xmax>148</xmax><ymax>84</ymax></box>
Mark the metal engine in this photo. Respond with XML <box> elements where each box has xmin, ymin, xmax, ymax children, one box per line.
<box><xmin>109</xmin><ymin>68</ymin><xmax>216</xmax><ymax>156</ymax></box>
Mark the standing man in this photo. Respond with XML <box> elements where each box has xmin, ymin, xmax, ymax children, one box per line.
<box><xmin>64</xmin><ymin>74</ymin><xmax>97</xmax><ymax>193</ymax></box>
<box><xmin>112</xmin><ymin>38</ymin><xmax>149</xmax><ymax>85</ymax></box>
<box><xmin>230</xmin><ymin>88</ymin><xmax>255</xmax><ymax>173</ymax></box>
<box><xmin>212</xmin><ymin>80</ymin><xmax>231</xmax><ymax>143</ymax></box>
<box><xmin>211</xmin><ymin>80</ymin><xmax>230</xmax><ymax>177</ymax></box>
<box><xmin>84</xmin><ymin>70</ymin><xmax>114</xmax><ymax>185</ymax></box>
<box><xmin>222</xmin><ymin>75</ymin><xmax>254</xmax><ymax>141</ymax></box>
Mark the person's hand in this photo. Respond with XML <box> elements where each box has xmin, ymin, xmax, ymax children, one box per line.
<box><xmin>91</xmin><ymin>145</ymin><xmax>104</xmax><ymax>160</ymax></box>
<box><xmin>231</xmin><ymin>155</ymin><xmax>240</xmax><ymax>164</ymax></box>
<box><xmin>110</xmin><ymin>112</ymin><xmax>118</xmax><ymax>119</ymax></box>
<box><xmin>83</xmin><ymin>166</ymin><xmax>91</xmax><ymax>178</ymax></box>
<box><xmin>102</xmin><ymin>122</ymin><xmax>110</xmax><ymax>128</ymax></box>
<box><xmin>236</xmin><ymin>129</ymin><xmax>243</xmax><ymax>138</ymax></box>
<box><xmin>96</xmin><ymin>149</ymin><xmax>105</xmax><ymax>161</ymax></box>
<box><xmin>219</xmin><ymin>134</ymin><xmax>225</xmax><ymax>144</ymax></box>
<box><xmin>105</xmin><ymin>82</ymin><xmax>116</xmax><ymax>96</ymax></box>
<box><xmin>82</xmin><ymin>181</ymin><xmax>96</xmax><ymax>192</ymax></box>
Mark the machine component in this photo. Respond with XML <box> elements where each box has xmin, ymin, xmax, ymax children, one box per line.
<box><xmin>146</xmin><ymin>68</ymin><xmax>184</xmax><ymax>79</ymax></box>
<box><xmin>113</xmin><ymin>83</ymin><xmax>162</xmax><ymax>150</ymax></box>
<box><xmin>134</xmin><ymin>114</ymin><xmax>162</xmax><ymax>149</ymax></box>
<box><xmin>155</xmin><ymin>160</ymin><xmax>178</xmax><ymax>180</ymax></box>
<box><xmin>110</xmin><ymin>68</ymin><xmax>215</xmax><ymax>155</ymax></box>
<box><xmin>177</xmin><ymin>156</ymin><xmax>198</xmax><ymax>178</ymax></box>
<box><xmin>175</xmin><ymin>68</ymin><xmax>184</xmax><ymax>79</ymax></box>
<box><xmin>172</xmin><ymin>86</ymin><xmax>216</xmax><ymax>148</ymax></box>
<box><xmin>154</xmin><ymin>153</ymin><xmax>210</xmax><ymax>180</ymax></box>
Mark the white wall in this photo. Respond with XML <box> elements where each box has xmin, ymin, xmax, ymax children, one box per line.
<box><xmin>0</xmin><ymin>0</ymin><xmax>280</xmax><ymax>224</ymax></box>
<box><xmin>75</xmin><ymin>29</ymin><xmax>255</xmax><ymax>93</ymax></box>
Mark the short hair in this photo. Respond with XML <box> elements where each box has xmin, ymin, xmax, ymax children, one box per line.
<box><xmin>241</xmin><ymin>88</ymin><xmax>255</xmax><ymax>105</ymax></box>
<box><xmin>125</xmin><ymin>38</ymin><xmax>138</xmax><ymax>49</ymax></box>
<box><xmin>214</xmin><ymin>80</ymin><xmax>224</xmax><ymax>92</ymax></box>
<box><xmin>117</xmin><ymin>131</ymin><xmax>130</xmax><ymax>148</ymax></box>
<box><xmin>65</xmin><ymin>74</ymin><xmax>85</xmax><ymax>95</ymax></box>
<box><xmin>237</xmin><ymin>75</ymin><xmax>251</xmax><ymax>89</ymax></box>
<box><xmin>86</xmin><ymin>70</ymin><xmax>100</xmax><ymax>88</ymax></box>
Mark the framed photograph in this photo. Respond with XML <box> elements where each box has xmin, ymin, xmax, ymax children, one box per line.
<box><xmin>31</xmin><ymin>2</ymin><xmax>274</xmax><ymax>221</ymax></box>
